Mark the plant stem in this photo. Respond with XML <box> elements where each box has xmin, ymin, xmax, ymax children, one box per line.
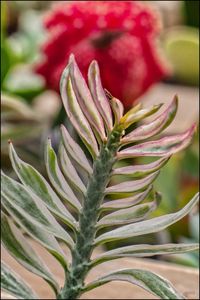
<box><xmin>57</xmin><ymin>126</ymin><xmax>123</xmax><ymax>299</ymax></box>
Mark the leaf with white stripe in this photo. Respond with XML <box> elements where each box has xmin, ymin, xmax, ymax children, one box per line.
<box><xmin>1</xmin><ymin>262</ymin><xmax>39</xmax><ymax>299</ymax></box>
<box><xmin>91</xmin><ymin>243</ymin><xmax>199</xmax><ymax>268</ymax></box>
<box><xmin>59</xmin><ymin>143</ymin><xmax>86</xmax><ymax>195</ymax></box>
<box><xmin>60</xmin><ymin>64</ymin><xmax>99</xmax><ymax>158</ymax></box>
<box><xmin>95</xmin><ymin>193</ymin><xmax>199</xmax><ymax>245</ymax></box>
<box><xmin>106</xmin><ymin>171</ymin><xmax>159</xmax><ymax>194</ymax></box>
<box><xmin>88</xmin><ymin>60</ymin><xmax>113</xmax><ymax>131</ymax></box>
<box><xmin>9</xmin><ymin>142</ymin><xmax>76</xmax><ymax>227</ymax></box>
<box><xmin>1</xmin><ymin>194</ymin><xmax>67</xmax><ymax>268</ymax></box>
<box><xmin>1</xmin><ymin>213</ymin><xmax>58</xmax><ymax>294</ymax></box>
<box><xmin>83</xmin><ymin>269</ymin><xmax>185</xmax><ymax>299</ymax></box>
<box><xmin>101</xmin><ymin>186</ymin><xmax>153</xmax><ymax>211</ymax></box>
<box><xmin>61</xmin><ymin>124</ymin><xmax>92</xmax><ymax>174</ymax></box>
<box><xmin>118</xmin><ymin>124</ymin><xmax>196</xmax><ymax>159</ymax></box>
<box><xmin>45</xmin><ymin>139</ymin><xmax>82</xmax><ymax>211</ymax></box>
<box><xmin>113</xmin><ymin>156</ymin><xmax>170</xmax><ymax>178</ymax></box>
<box><xmin>1</xmin><ymin>172</ymin><xmax>75</xmax><ymax>247</ymax></box>
<box><xmin>97</xmin><ymin>192</ymin><xmax>161</xmax><ymax>229</ymax></box>
<box><xmin>109</xmin><ymin>95</ymin><xmax>124</xmax><ymax>126</ymax></box>
<box><xmin>69</xmin><ymin>55</ymin><xmax>106</xmax><ymax>140</ymax></box>
<box><xmin>122</xmin><ymin>96</ymin><xmax>178</xmax><ymax>144</ymax></box>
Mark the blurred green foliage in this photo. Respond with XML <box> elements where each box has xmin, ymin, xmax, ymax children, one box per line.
<box><xmin>1</xmin><ymin>1</ymin><xmax>45</xmax><ymax>100</ymax></box>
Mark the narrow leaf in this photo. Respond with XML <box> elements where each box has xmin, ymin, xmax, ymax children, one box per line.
<box><xmin>1</xmin><ymin>172</ymin><xmax>75</xmax><ymax>247</ymax></box>
<box><xmin>9</xmin><ymin>142</ymin><xmax>76</xmax><ymax>227</ymax></box>
<box><xmin>88</xmin><ymin>60</ymin><xmax>113</xmax><ymax>131</ymax></box>
<box><xmin>60</xmin><ymin>65</ymin><xmax>99</xmax><ymax>158</ymax></box>
<box><xmin>91</xmin><ymin>243</ymin><xmax>199</xmax><ymax>268</ymax></box>
<box><xmin>1</xmin><ymin>262</ymin><xmax>39</xmax><ymax>299</ymax></box>
<box><xmin>1</xmin><ymin>213</ymin><xmax>58</xmax><ymax>294</ymax></box>
<box><xmin>84</xmin><ymin>269</ymin><xmax>185</xmax><ymax>299</ymax></box>
<box><xmin>61</xmin><ymin>124</ymin><xmax>92</xmax><ymax>174</ymax></box>
<box><xmin>101</xmin><ymin>186</ymin><xmax>153</xmax><ymax>211</ymax></box>
<box><xmin>59</xmin><ymin>143</ymin><xmax>86</xmax><ymax>195</ymax></box>
<box><xmin>1</xmin><ymin>194</ymin><xmax>68</xmax><ymax>269</ymax></box>
<box><xmin>120</xmin><ymin>103</ymin><xmax>163</xmax><ymax>129</ymax></box>
<box><xmin>106</xmin><ymin>171</ymin><xmax>160</xmax><ymax>194</ymax></box>
<box><xmin>110</xmin><ymin>96</ymin><xmax>124</xmax><ymax>125</ymax></box>
<box><xmin>112</xmin><ymin>156</ymin><xmax>170</xmax><ymax>178</ymax></box>
<box><xmin>69</xmin><ymin>55</ymin><xmax>106</xmax><ymax>140</ymax></box>
<box><xmin>45</xmin><ymin>139</ymin><xmax>82</xmax><ymax>211</ymax></box>
<box><xmin>122</xmin><ymin>96</ymin><xmax>178</xmax><ymax>144</ymax></box>
<box><xmin>97</xmin><ymin>192</ymin><xmax>160</xmax><ymax>229</ymax></box>
<box><xmin>118</xmin><ymin>124</ymin><xmax>196</xmax><ymax>159</ymax></box>
<box><xmin>95</xmin><ymin>193</ymin><xmax>199</xmax><ymax>245</ymax></box>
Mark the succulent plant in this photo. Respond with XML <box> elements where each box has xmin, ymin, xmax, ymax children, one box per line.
<box><xmin>1</xmin><ymin>55</ymin><xmax>199</xmax><ymax>300</ymax></box>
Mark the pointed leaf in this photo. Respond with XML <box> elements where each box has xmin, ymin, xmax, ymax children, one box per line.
<box><xmin>60</xmin><ymin>64</ymin><xmax>99</xmax><ymax>158</ymax></box>
<box><xmin>113</xmin><ymin>156</ymin><xmax>170</xmax><ymax>178</ymax></box>
<box><xmin>88</xmin><ymin>60</ymin><xmax>113</xmax><ymax>131</ymax></box>
<box><xmin>120</xmin><ymin>103</ymin><xmax>163</xmax><ymax>129</ymax></box>
<box><xmin>9</xmin><ymin>142</ymin><xmax>76</xmax><ymax>227</ymax></box>
<box><xmin>1</xmin><ymin>262</ymin><xmax>39</xmax><ymax>299</ymax></box>
<box><xmin>1</xmin><ymin>172</ymin><xmax>75</xmax><ymax>248</ymax></box>
<box><xmin>106</xmin><ymin>171</ymin><xmax>159</xmax><ymax>194</ymax></box>
<box><xmin>91</xmin><ymin>243</ymin><xmax>199</xmax><ymax>268</ymax></box>
<box><xmin>84</xmin><ymin>269</ymin><xmax>185</xmax><ymax>299</ymax></box>
<box><xmin>61</xmin><ymin>124</ymin><xmax>92</xmax><ymax>174</ymax></box>
<box><xmin>59</xmin><ymin>143</ymin><xmax>86</xmax><ymax>195</ymax></box>
<box><xmin>1</xmin><ymin>213</ymin><xmax>58</xmax><ymax>294</ymax></box>
<box><xmin>69</xmin><ymin>55</ymin><xmax>106</xmax><ymax>140</ymax></box>
<box><xmin>101</xmin><ymin>186</ymin><xmax>152</xmax><ymax>211</ymax></box>
<box><xmin>95</xmin><ymin>193</ymin><xmax>199</xmax><ymax>245</ymax></box>
<box><xmin>97</xmin><ymin>192</ymin><xmax>160</xmax><ymax>229</ymax></box>
<box><xmin>110</xmin><ymin>96</ymin><xmax>124</xmax><ymax>125</ymax></box>
<box><xmin>1</xmin><ymin>194</ymin><xmax>68</xmax><ymax>269</ymax></box>
<box><xmin>118</xmin><ymin>124</ymin><xmax>196</xmax><ymax>158</ymax></box>
<box><xmin>45</xmin><ymin>139</ymin><xmax>82</xmax><ymax>211</ymax></box>
<box><xmin>122</xmin><ymin>96</ymin><xmax>178</xmax><ymax>144</ymax></box>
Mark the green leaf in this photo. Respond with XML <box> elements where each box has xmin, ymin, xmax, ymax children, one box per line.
<box><xmin>9</xmin><ymin>142</ymin><xmax>76</xmax><ymax>228</ymax></box>
<box><xmin>1</xmin><ymin>262</ymin><xmax>39</xmax><ymax>299</ymax></box>
<box><xmin>83</xmin><ymin>269</ymin><xmax>185</xmax><ymax>299</ymax></box>
<box><xmin>95</xmin><ymin>193</ymin><xmax>199</xmax><ymax>245</ymax></box>
<box><xmin>90</xmin><ymin>243</ymin><xmax>199</xmax><ymax>268</ymax></box>
<box><xmin>1</xmin><ymin>213</ymin><xmax>58</xmax><ymax>294</ymax></box>
<box><xmin>1</xmin><ymin>171</ymin><xmax>74</xmax><ymax>248</ymax></box>
<box><xmin>120</xmin><ymin>103</ymin><xmax>163</xmax><ymax>129</ymax></box>
<box><xmin>3</xmin><ymin>67</ymin><xmax>45</xmax><ymax>101</ymax></box>
<box><xmin>45</xmin><ymin>139</ymin><xmax>82</xmax><ymax>212</ymax></box>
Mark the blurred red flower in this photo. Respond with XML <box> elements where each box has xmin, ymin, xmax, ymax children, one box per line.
<box><xmin>35</xmin><ymin>1</ymin><xmax>169</xmax><ymax>108</ymax></box>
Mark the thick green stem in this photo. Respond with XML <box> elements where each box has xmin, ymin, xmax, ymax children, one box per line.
<box><xmin>57</xmin><ymin>126</ymin><xmax>123</xmax><ymax>299</ymax></box>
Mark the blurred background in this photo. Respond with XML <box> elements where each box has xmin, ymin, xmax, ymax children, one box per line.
<box><xmin>1</xmin><ymin>1</ymin><xmax>199</xmax><ymax>268</ymax></box>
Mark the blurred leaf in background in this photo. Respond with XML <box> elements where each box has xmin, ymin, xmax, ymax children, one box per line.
<box><xmin>1</xmin><ymin>93</ymin><xmax>46</xmax><ymax>174</ymax></box>
<box><xmin>163</xmin><ymin>26</ymin><xmax>199</xmax><ymax>86</ymax></box>
<box><xmin>1</xmin><ymin>1</ymin><xmax>46</xmax><ymax>101</ymax></box>
<box><xmin>183</xmin><ymin>0</ymin><xmax>199</xmax><ymax>28</ymax></box>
